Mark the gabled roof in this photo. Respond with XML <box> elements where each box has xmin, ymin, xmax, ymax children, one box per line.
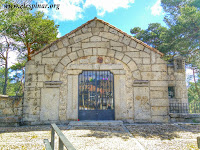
<box><xmin>33</xmin><ymin>17</ymin><xmax>164</xmax><ymax>57</ymax></box>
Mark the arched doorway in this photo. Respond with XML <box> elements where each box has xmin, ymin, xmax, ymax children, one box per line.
<box><xmin>78</xmin><ymin>70</ymin><xmax>114</xmax><ymax>120</ymax></box>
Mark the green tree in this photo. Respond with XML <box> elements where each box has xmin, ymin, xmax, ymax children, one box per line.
<box><xmin>0</xmin><ymin>1</ymin><xmax>59</xmax><ymax>61</ymax></box>
<box><xmin>9</xmin><ymin>61</ymin><xmax>25</xmax><ymax>96</ymax></box>
<box><xmin>161</xmin><ymin>0</ymin><xmax>200</xmax><ymax>26</ymax></box>
<box><xmin>130</xmin><ymin>0</ymin><xmax>200</xmax><ymax>102</ymax></box>
<box><xmin>131</xmin><ymin>0</ymin><xmax>200</xmax><ymax>62</ymax></box>
<box><xmin>0</xmin><ymin>0</ymin><xmax>59</xmax><ymax>95</ymax></box>
<box><xmin>188</xmin><ymin>75</ymin><xmax>200</xmax><ymax>103</ymax></box>
<box><xmin>0</xmin><ymin>67</ymin><xmax>15</xmax><ymax>96</ymax></box>
<box><xmin>130</xmin><ymin>23</ymin><xmax>175</xmax><ymax>59</ymax></box>
<box><xmin>0</xmin><ymin>35</ymin><xmax>18</xmax><ymax>95</ymax></box>
<box><xmin>162</xmin><ymin>0</ymin><xmax>200</xmax><ymax>101</ymax></box>
<box><xmin>0</xmin><ymin>0</ymin><xmax>16</xmax><ymax>95</ymax></box>
<box><xmin>0</xmin><ymin>36</ymin><xmax>10</xmax><ymax>95</ymax></box>
<box><xmin>0</xmin><ymin>68</ymin><xmax>6</xmax><ymax>94</ymax></box>
<box><xmin>5</xmin><ymin>11</ymin><xmax>59</xmax><ymax>60</ymax></box>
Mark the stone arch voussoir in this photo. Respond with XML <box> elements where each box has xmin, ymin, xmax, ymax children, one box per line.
<box><xmin>51</xmin><ymin>48</ymin><xmax>140</xmax><ymax>80</ymax></box>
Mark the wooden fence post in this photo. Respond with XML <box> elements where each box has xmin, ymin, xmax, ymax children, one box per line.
<box><xmin>59</xmin><ymin>138</ymin><xmax>64</xmax><ymax>150</ymax></box>
<box><xmin>51</xmin><ymin>126</ymin><xmax>55</xmax><ymax>150</ymax></box>
<box><xmin>197</xmin><ymin>137</ymin><xmax>200</xmax><ymax>148</ymax></box>
<box><xmin>44</xmin><ymin>124</ymin><xmax>76</xmax><ymax>150</ymax></box>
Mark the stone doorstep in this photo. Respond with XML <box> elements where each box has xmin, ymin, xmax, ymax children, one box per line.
<box><xmin>68</xmin><ymin>120</ymin><xmax>123</xmax><ymax>126</ymax></box>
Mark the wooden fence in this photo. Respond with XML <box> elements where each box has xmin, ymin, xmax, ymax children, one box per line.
<box><xmin>43</xmin><ymin>123</ymin><xmax>76</xmax><ymax>150</ymax></box>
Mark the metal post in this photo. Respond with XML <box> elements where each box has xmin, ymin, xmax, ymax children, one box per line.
<box><xmin>51</xmin><ymin>126</ymin><xmax>55</xmax><ymax>150</ymax></box>
<box><xmin>59</xmin><ymin>138</ymin><xmax>63</xmax><ymax>150</ymax></box>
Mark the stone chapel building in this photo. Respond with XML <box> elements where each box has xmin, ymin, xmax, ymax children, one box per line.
<box><xmin>24</xmin><ymin>18</ymin><xmax>188</xmax><ymax>125</ymax></box>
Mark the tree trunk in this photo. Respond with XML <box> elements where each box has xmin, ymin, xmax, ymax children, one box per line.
<box><xmin>27</xmin><ymin>42</ymin><xmax>32</xmax><ymax>61</ymax></box>
<box><xmin>21</xmin><ymin>69</ymin><xmax>25</xmax><ymax>93</ymax></box>
<box><xmin>3</xmin><ymin>53</ymin><xmax>8</xmax><ymax>95</ymax></box>
<box><xmin>27</xmin><ymin>44</ymin><xmax>31</xmax><ymax>61</ymax></box>
<box><xmin>193</xmin><ymin>68</ymin><xmax>200</xmax><ymax>100</ymax></box>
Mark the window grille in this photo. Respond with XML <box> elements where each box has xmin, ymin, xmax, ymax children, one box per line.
<box><xmin>168</xmin><ymin>86</ymin><xmax>175</xmax><ymax>99</ymax></box>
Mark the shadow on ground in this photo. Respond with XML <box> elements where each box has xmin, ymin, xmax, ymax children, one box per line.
<box><xmin>0</xmin><ymin>124</ymin><xmax>200</xmax><ymax>141</ymax></box>
<box><xmin>67</xmin><ymin>126</ymin><xmax>130</xmax><ymax>139</ymax></box>
<box><xmin>0</xmin><ymin>124</ymin><xmax>70</xmax><ymax>133</ymax></box>
<box><xmin>126</xmin><ymin>124</ymin><xmax>200</xmax><ymax>140</ymax></box>
<box><xmin>63</xmin><ymin>124</ymin><xmax>200</xmax><ymax>140</ymax></box>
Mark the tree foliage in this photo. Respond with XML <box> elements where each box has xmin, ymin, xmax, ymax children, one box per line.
<box><xmin>131</xmin><ymin>0</ymin><xmax>200</xmax><ymax>63</ymax></box>
<box><xmin>160</xmin><ymin>0</ymin><xmax>200</xmax><ymax>68</ymax></box>
<box><xmin>131</xmin><ymin>0</ymin><xmax>200</xmax><ymax>102</ymax></box>
<box><xmin>9</xmin><ymin>61</ymin><xmax>25</xmax><ymax>96</ymax></box>
<box><xmin>130</xmin><ymin>23</ymin><xmax>173</xmax><ymax>57</ymax></box>
<box><xmin>0</xmin><ymin>35</ymin><xmax>19</xmax><ymax>94</ymax></box>
<box><xmin>188</xmin><ymin>76</ymin><xmax>200</xmax><ymax>103</ymax></box>
<box><xmin>1</xmin><ymin>6</ymin><xmax>59</xmax><ymax>60</ymax></box>
<box><xmin>0</xmin><ymin>67</ymin><xmax>23</xmax><ymax>96</ymax></box>
<box><xmin>0</xmin><ymin>0</ymin><xmax>59</xmax><ymax>95</ymax></box>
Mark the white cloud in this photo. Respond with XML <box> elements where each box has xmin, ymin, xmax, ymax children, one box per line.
<box><xmin>84</xmin><ymin>0</ymin><xmax>134</xmax><ymax>16</ymax></box>
<box><xmin>8</xmin><ymin>51</ymin><xmax>19</xmax><ymax>67</ymax></box>
<box><xmin>35</xmin><ymin>0</ymin><xmax>135</xmax><ymax>21</ymax></box>
<box><xmin>0</xmin><ymin>37</ymin><xmax>20</xmax><ymax>68</ymax></box>
<box><xmin>57</xmin><ymin>30</ymin><xmax>62</xmax><ymax>38</ymax></box>
<box><xmin>34</xmin><ymin>0</ymin><xmax>83</xmax><ymax>21</ymax></box>
<box><xmin>34</xmin><ymin>0</ymin><xmax>49</xmax><ymax>14</ymax></box>
<box><xmin>51</xmin><ymin>0</ymin><xmax>83</xmax><ymax>21</ymax></box>
<box><xmin>151</xmin><ymin>0</ymin><xmax>162</xmax><ymax>16</ymax></box>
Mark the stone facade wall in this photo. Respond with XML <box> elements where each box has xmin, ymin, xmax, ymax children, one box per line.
<box><xmin>23</xmin><ymin>18</ymin><xmax>188</xmax><ymax>125</ymax></box>
<box><xmin>167</xmin><ymin>58</ymin><xmax>188</xmax><ymax>103</ymax></box>
<box><xmin>0</xmin><ymin>95</ymin><xmax>22</xmax><ymax>126</ymax></box>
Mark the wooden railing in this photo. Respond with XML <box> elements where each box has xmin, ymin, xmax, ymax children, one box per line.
<box><xmin>43</xmin><ymin>123</ymin><xmax>76</xmax><ymax>150</ymax></box>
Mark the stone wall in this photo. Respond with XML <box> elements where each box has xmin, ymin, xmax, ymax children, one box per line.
<box><xmin>23</xmin><ymin>18</ymin><xmax>187</xmax><ymax>124</ymax></box>
<box><xmin>170</xmin><ymin>113</ymin><xmax>200</xmax><ymax>123</ymax></box>
<box><xmin>0</xmin><ymin>95</ymin><xmax>23</xmax><ymax>126</ymax></box>
<box><xmin>167</xmin><ymin>57</ymin><xmax>188</xmax><ymax>104</ymax></box>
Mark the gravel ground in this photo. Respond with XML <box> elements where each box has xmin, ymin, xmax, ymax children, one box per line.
<box><xmin>63</xmin><ymin>126</ymin><xmax>139</xmax><ymax>150</ymax></box>
<box><xmin>0</xmin><ymin>126</ymin><xmax>51</xmax><ymax>150</ymax></box>
<box><xmin>126</xmin><ymin>124</ymin><xmax>200</xmax><ymax>150</ymax></box>
<box><xmin>0</xmin><ymin>124</ymin><xmax>199</xmax><ymax>150</ymax></box>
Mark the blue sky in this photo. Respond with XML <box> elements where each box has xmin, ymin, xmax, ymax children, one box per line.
<box><xmin>30</xmin><ymin>0</ymin><xmax>194</xmax><ymax>82</ymax></box>
<box><xmin>7</xmin><ymin>0</ymin><xmax>194</xmax><ymax>81</ymax></box>
<box><xmin>32</xmin><ymin>0</ymin><xmax>166</xmax><ymax>37</ymax></box>
<box><xmin>8</xmin><ymin>0</ymin><xmax>166</xmax><ymax>66</ymax></box>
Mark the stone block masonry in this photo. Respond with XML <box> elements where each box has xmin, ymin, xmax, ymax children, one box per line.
<box><xmin>22</xmin><ymin>18</ymin><xmax>188</xmax><ymax>125</ymax></box>
<box><xmin>0</xmin><ymin>95</ymin><xmax>23</xmax><ymax>126</ymax></box>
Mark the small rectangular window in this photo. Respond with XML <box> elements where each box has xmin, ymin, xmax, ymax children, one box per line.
<box><xmin>176</xmin><ymin>59</ymin><xmax>183</xmax><ymax>69</ymax></box>
<box><xmin>168</xmin><ymin>87</ymin><xmax>175</xmax><ymax>99</ymax></box>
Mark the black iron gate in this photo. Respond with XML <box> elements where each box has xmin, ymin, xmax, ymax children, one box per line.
<box><xmin>78</xmin><ymin>70</ymin><xmax>114</xmax><ymax>120</ymax></box>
